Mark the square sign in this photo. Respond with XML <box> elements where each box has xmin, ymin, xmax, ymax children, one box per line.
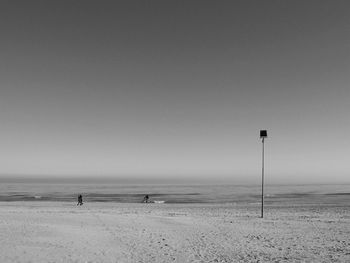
<box><xmin>260</xmin><ymin>130</ymin><xmax>267</xmax><ymax>138</ymax></box>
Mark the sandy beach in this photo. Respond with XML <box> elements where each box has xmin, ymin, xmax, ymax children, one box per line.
<box><xmin>0</xmin><ymin>202</ymin><xmax>349</xmax><ymax>262</ymax></box>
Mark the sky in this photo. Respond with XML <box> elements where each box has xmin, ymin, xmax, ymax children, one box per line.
<box><xmin>0</xmin><ymin>1</ymin><xmax>349</xmax><ymax>184</ymax></box>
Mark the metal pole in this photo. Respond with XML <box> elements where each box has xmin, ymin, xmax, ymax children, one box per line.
<box><xmin>261</xmin><ymin>137</ymin><xmax>264</xmax><ymax>218</ymax></box>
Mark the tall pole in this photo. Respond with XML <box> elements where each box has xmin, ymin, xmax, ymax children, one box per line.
<box><xmin>261</xmin><ymin>137</ymin><xmax>265</xmax><ymax>218</ymax></box>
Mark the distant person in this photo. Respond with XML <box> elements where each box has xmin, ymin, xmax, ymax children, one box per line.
<box><xmin>143</xmin><ymin>195</ymin><xmax>149</xmax><ymax>203</ymax></box>
<box><xmin>77</xmin><ymin>194</ymin><xmax>83</xmax><ymax>206</ymax></box>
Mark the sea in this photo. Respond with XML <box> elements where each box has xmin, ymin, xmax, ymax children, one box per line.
<box><xmin>0</xmin><ymin>183</ymin><xmax>349</xmax><ymax>205</ymax></box>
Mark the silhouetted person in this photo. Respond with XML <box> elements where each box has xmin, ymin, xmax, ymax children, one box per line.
<box><xmin>77</xmin><ymin>194</ymin><xmax>83</xmax><ymax>206</ymax></box>
<box><xmin>143</xmin><ymin>195</ymin><xmax>149</xmax><ymax>203</ymax></box>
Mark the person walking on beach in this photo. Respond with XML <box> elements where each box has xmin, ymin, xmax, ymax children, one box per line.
<box><xmin>143</xmin><ymin>195</ymin><xmax>149</xmax><ymax>203</ymax></box>
<box><xmin>77</xmin><ymin>194</ymin><xmax>83</xmax><ymax>206</ymax></box>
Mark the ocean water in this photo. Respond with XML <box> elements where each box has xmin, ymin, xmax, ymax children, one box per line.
<box><xmin>0</xmin><ymin>183</ymin><xmax>349</xmax><ymax>205</ymax></box>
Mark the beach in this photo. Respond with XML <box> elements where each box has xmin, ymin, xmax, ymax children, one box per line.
<box><xmin>1</xmin><ymin>202</ymin><xmax>349</xmax><ymax>263</ymax></box>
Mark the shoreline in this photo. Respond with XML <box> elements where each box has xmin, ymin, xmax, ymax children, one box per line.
<box><xmin>0</xmin><ymin>200</ymin><xmax>349</xmax><ymax>208</ymax></box>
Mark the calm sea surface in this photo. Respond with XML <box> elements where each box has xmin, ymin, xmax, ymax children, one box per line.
<box><xmin>0</xmin><ymin>183</ymin><xmax>349</xmax><ymax>205</ymax></box>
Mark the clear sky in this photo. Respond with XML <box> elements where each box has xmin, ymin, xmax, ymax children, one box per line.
<box><xmin>0</xmin><ymin>1</ymin><xmax>349</xmax><ymax>184</ymax></box>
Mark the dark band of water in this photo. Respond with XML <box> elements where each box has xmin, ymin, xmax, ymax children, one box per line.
<box><xmin>0</xmin><ymin>183</ymin><xmax>349</xmax><ymax>204</ymax></box>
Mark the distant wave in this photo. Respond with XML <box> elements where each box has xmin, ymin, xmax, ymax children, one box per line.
<box><xmin>325</xmin><ymin>193</ymin><xmax>350</xmax><ymax>196</ymax></box>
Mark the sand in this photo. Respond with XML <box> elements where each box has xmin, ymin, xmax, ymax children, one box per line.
<box><xmin>0</xmin><ymin>202</ymin><xmax>349</xmax><ymax>263</ymax></box>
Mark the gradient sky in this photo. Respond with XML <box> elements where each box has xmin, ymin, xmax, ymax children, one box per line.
<box><xmin>0</xmin><ymin>1</ymin><xmax>349</xmax><ymax>183</ymax></box>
